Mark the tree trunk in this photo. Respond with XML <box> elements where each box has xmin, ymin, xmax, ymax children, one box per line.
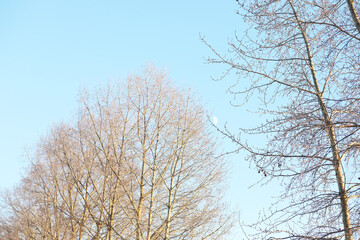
<box><xmin>346</xmin><ymin>0</ymin><xmax>360</xmax><ymax>34</ymax></box>
<box><xmin>290</xmin><ymin>1</ymin><xmax>353</xmax><ymax>238</ymax></box>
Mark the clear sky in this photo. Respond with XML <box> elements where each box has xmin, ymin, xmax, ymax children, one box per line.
<box><xmin>0</xmin><ymin>1</ymin><xmax>278</xmax><ymax>238</ymax></box>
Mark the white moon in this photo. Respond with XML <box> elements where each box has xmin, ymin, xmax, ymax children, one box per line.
<box><xmin>212</xmin><ymin>116</ymin><xmax>218</xmax><ymax>126</ymax></box>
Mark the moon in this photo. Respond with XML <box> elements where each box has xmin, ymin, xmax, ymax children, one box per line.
<box><xmin>212</xmin><ymin>116</ymin><xmax>218</xmax><ymax>126</ymax></box>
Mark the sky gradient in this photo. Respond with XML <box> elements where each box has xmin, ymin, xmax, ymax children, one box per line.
<box><xmin>0</xmin><ymin>1</ymin><xmax>278</xmax><ymax>238</ymax></box>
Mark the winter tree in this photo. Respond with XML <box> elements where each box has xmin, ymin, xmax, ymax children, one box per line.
<box><xmin>0</xmin><ymin>66</ymin><xmax>232</xmax><ymax>240</ymax></box>
<box><xmin>204</xmin><ymin>0</ymin><xmax>360</xmax><ymax>239</ymax></box>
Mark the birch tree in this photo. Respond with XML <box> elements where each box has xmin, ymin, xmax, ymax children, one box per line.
<box><xmin>204</xmin><ymin>0</ymin><xmax>360</xmax><ymax>239</ymax></box>
<box><xmin>0</xmin><ymin>67</ymin><xmax>232</xmax><ymax>240</ymax></box>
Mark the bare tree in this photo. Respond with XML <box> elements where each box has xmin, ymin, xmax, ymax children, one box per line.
<box><xmin>203</xmin><ymin>0</ymin><xmax>360</xmax><ymax>239</ymax></box>
<box><xmin>0</xmin><ymin>66</ymin><xmax>232</xmax><ymax>240</ymax></box>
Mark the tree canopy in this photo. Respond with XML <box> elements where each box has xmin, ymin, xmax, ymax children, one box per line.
<box><xmin>204</xmin><ymin>0</ymin><xmax>360</xmax><ymax>239</ymax></box>
<box><xmin>0</xmin><ymin>67</ymin><xmax>231</xmax><ymax>240</ymax></box>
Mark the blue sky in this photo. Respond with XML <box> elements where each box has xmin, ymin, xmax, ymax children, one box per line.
<box><xmin>0</xmin><ymin>1</ymin><xmax>278</xmax><ymax>238</ymax></box>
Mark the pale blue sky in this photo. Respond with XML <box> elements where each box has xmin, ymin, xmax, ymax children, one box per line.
<box><xmin>0</xmin><ymin>1</ymin><xmax>278</xmax><ymax>238</ymax></box>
